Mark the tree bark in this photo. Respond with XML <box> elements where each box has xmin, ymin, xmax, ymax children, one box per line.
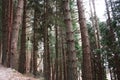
<box><xmin>0</xmin><ymin>41</ymin><xmax>1</xmax><ymax>63</ymax></box>
<box><xmin>61</xmin><ymin>29</ymin><xmax>67</xmax><ymax>80</ymax></box>
<box><xmin>2</xmin><ymin>0</ymin><xmax>13</xmax><ymax>67</ymax></box>
<box><xmin>77</xmin><ymin>0</ymin><xmax>92</xmax><ymax>80</ymax></box>
<box><xmin>55</xmin><ymin>24</ymin><xmax>59</xmax><ymax>80</ymax></box>
<box><xmin>33</xmin><ymin>8</ymin><xmax>38</xmax><ymax>76</ymax></box>
<box><xmin>105</xmin><ymin>0</ymin><xmax>120</xmax><ymax>79</ymax></box>
<box><xmin>63</xmin><ymin>0</ymin><xmax>78</xmax><ymax>80</ymax></box>
<box><xmin>2</xmin><ymin>0</ymin><xmax>8</xmax><ymax>65</ymax></box>
<box><xmin>43</xmin><ymin>0</ymin><xmax>51</xmax><ymax>80</ymax></box>
<box><xmin>10</xmin><ymin>0</ymin><xmax>24</xmax><ymax>69</ymax></box>
<box><xmin>18</xmin><ymin>0</ymin><xmax>26</xmax><ymax>73</ymax></box>
<box><xmin>91</xmin><ymin>0</ymin><xmax>105</xmax><ymax>79</ymax></box>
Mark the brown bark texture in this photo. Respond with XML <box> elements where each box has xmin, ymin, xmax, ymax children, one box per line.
<box><xmin>33</xmin><ymin>8</ymin><xmax>38</xmax><ymax>76</ymax></box>
<box><xmin>63</xmin><ymin>0</ymin><xmax>78</xmax><ymax>80</ymax></box>
<box><xmin>10</xmin><ymin>0</ymin><xmax>24</xmax><ymax>69</ymax></box>
<box><xmin>77</xmin><ymin>0</ymin><xmax>92</xmax><ymax>80</ymax></box>
<box><xmin>18</xmin><ymin>0</ymin><xmax>27</xmax><ymax>74</ymax></box>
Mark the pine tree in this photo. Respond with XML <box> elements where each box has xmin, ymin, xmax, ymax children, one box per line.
<box><xmin>77</xmin><ymin>0</ymin><xmax>92</xmax><ymax>80</ymax></box>
<box><xmin>10</xmin><ymin>0</ymin><xmax>24</xmax><ymax>69</ymax></box>
<box><xmin>63</xmin><ymin>0</ymin><xmax>78</xmax><ymax>80</ymax></box>
<box><xmin>18</xmin><ymin>0</ymin><xmax>27</xmax><ymax>73</ymax></box>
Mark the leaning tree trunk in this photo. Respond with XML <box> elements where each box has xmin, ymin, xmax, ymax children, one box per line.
<box><xmin>109</xmin><ymin>0</ymin><xmax>120</xmax><ymax>79</ymax></box>
<box><xmin>89</xmin><ymin>1</ymin><xmax>97</xmax><ymax>80</ymax></box>
<box><xmin>105</xmin><ymin>0</ymin><xmax>120</xmax><ymax>79</ymax></box>
<box><xmin>10</xmin><ymin>0</ymin><xmax>24</xmax><ymax>69</ymax></box>
<box><xmin>77</xmin><ymin>0</ymin><xmax>92</xmax><ymax>80</ymax></box>
<box><xmin>91</xmin><ymin>0</ymin><xmax>105</xmax><ymax>79</ymax></box>
<box><xmin>63</xmin><ymin>0</ymin><xmax>78</xmax><ymax>80</ymax></box>
<box><xmin>18</xmin><ymin>0</ymin><xmax>26</xmax><ymax>74</ymax></box>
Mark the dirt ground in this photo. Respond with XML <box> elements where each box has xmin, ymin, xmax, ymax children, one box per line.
<box><xmin>0</xmin><ymin>65</ymin><xmax>39</xmax><ymax>80</ymax></box>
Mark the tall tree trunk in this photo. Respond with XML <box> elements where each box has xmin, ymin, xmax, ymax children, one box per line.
<box><xmin>2</xmin><ymin>0</ymin><xmax>9</xmax><ymax>66</ymax></box>
<box><xmin>33</xmin><ymin>8</ymin><xmax>38</xmax><ymax>76</ymax></box>
<box><xmin>55</xmin><ymin>25</ymin><xmax>59</xmax><ymax>80</ymax></box>
<box><xmin>91</xmin><ymin>0</ymin><xmax>105</xmax><ymax>79</ymax></box>
<box><xmin>114</xmin><ymin>53</ymin><xmax>120</xmax><ymax>80</ymax></box>
<box><xmin>59</xmin><ymin>28</ymin><xmax>63</xmax><ymax>80</ymax></box>
<box><xmin>89</xmin><ymin>1</ymin><xmax>97</xmax><ymax>80</ymax></box>
<box><xmin>55</xmin><ymin>1</ymin><xmax>61</xmax><ymax>79</ymax></box>
<box><xmin>104</xmin><ymin>1</ymin><xmax>113</xmax><ymax>80</ymax></box>
<box><xmin>43</xmin><ymin>17</ymin><xmax>51</xmax><ymax>80</ymax></box>
<box><xmin>7</xmin><ymin>0</ymin><xmax>13</xmax><ymax>67</ymax></box>
<box><xmin>10</xmin><ymin>0</ymin><xmax>24</xmax><ymax>69</ymax></box>
<box><xmin>2</xmin><ymin>0</ymin><xmax>13</xmax><ymax>67</ymax></box>
<box><xmin>18</xmin><ymin>0</ymin><xmax>26</xmax><ymax>73</ymax></box>
<box><xmin>0</xmin><ymin>40</ymin><xmax>1</xmax><ymax>63</ymax></box>
<box><xmin>77</xmin><ymin>0</ymin><xmax>92</xmax><ymax>80</ymax></box>
<box><xmin>61</xmin><ymin>29</ymin><xmax>67</xmax><ymax>80</ymax></box>
<box><xmin>63</xmin><ymin>0</ymin><xmax>78</xmax><ymax>80</ymax></box>
<box><xmin>43</xmin><ymin>0</ymin><xmax>51</xmax><ymax>80</ymax></box>
<box><xmin>51</xmin><ymin>61</ymin><xmax>55</xmax><ymax>80</ymax></box>
<box><xmin>2</xmin><ymin>0</ymin><xmax>8</xmax><ymax>65</ymax></box>
<box><xmin>105</xmin><ymin>0</ymin><xmax>120</xmax><ymax>79</ymax></box>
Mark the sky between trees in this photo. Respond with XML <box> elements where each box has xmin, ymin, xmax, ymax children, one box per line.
<box><xmin>84</xmin><ymin>0</ymin><xmax>106</xmax><ymax>21</ymax></box>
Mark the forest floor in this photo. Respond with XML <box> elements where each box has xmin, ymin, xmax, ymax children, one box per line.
<box><xmin>0</xmin><ymin>65</ymin><xmax>44</xmax><ymax>80</ymax></box>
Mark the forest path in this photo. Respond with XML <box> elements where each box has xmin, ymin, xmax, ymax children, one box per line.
<box><xmin>0</xmin><ymin>65</ymin><xmax>39</xmax><ymax>80</ymax></box>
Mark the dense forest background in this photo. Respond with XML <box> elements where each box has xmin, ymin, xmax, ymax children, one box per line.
<box><xmin>0</xmin><ymin>0</ymin><xmax>120</xmax><ymax>80</ymax></box>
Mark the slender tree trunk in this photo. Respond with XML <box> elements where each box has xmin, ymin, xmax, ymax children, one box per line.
<box><xmin>10</xmin><ymin>0</ymin><xmax>24</xmax><ymax>69</ymax></box>
<box><xmin>30</xmin><ymin>48</ymin><xmax>33</xmax><ymax>73</ymax></box>
<box><xmin>89</xmin><ymin>0</ymin><xmax>98</xmax><ymax>48</ymax></box>
<box><xmin>2</xmin><ymin>0</ymin><xmax>8</xmax><ymax>66</ymax></box>
<box><xmin>18</xmin><ymin>0</ymin><xmax>26</xmax><ymax>73</ymax></box>
<box><xmin>43</xmin><ymin>0</ymin><xmax>51</xmax><ymax>80</ymax></box>
<box><xmin>63</xmin><ymin>0</ymin><xmax>78</xmax><ymax>80</ymax></box>
<box><xmin>2</xmin><ymin>0</ymin><xmax>13</xmax><ymax>67</ymax></box>
<box><xmin>33</xmin><ymin>8</ymin><xmax>38</xmax><ymax>76</ymax></box>
<box><xmin>51</xmin><ymin>62</ymin><xmax>55</xmax><ymax>80</ymax></box>
<box><xmin>59</xmin><ymin>28</ymin><xmax>63</xmax><ymax>80</ymax></box>
<box><xmin>43</xmin><ymin>18</ymin><xmax>50</xmax><ymax>80</ymax></box>
<box><xmin>109</xmin><ymin>67</ymin><xmax>113</xmax><ymax>80</ymax></box>
<box><xmin>114</xmin><ymin>53</ymin><xmax>120</xmax><ymax>80</ymax></box>
<box><xmin>7</xmin><ymin>0</ymin><xmax>13</xmax><ymax>67</ymax></box>
<box><xmin>89</xmin><ymin>1</ymin><xmax>97</xmax><ymax>80</ymax></box>
<box><xmin>92</xmin><ymin>0</ymin><xmax>105</xmax><ymax>79</ymax></box>
<box><xmin>77</xmin><ymin>0</ymin><xmax>92</xmax><ymax>80</ymax></box>
<box><xmin>55</xmin><ymin>25</ymin><xmax>59</xmax><ymax>80</ymax></box>
<box><xmin>105</xmin><ymin>1</ymin><xmax>114</xmax><ymax>80</ymax></box>
<box><xmin>0</xmin><ymin>39</ymin><xmax>2</xmax><ymax>63</ymax></box>
<box><xmin>0</xmin><ymin>0</ymin><xmax>1</xmax><ymax>63</ymax></box>
<box><xmin>55</xmin><ymin>1</ymin><xmax>61</xmax><ymax>79</ymax></box>
<box><xmin>61</xmin><ymin>29</ymin><xmax>67</xmax><ymax>80</ymax></box>
<box><xmin>105</xmin><ymin>0</ymin><xmax>120</xmax><ymax>79</ymax></box>
<box><xmin>105</xmin><ymin>0</ymin><xmax>111</xmax><ymax>28</ymax></box>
